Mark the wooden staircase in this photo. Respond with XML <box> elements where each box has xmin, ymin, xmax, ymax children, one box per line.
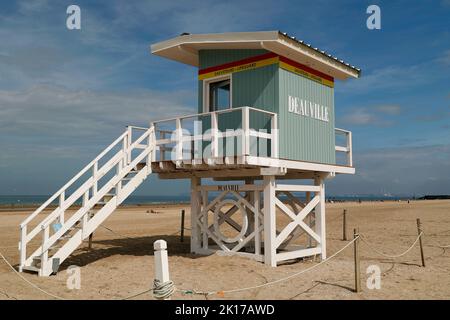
<box><xmin>19</xmin><ymin>126</ymin><xmax>155</xmax><ymax>276</ymax></box>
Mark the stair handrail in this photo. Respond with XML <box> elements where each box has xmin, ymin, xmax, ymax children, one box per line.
<box><xmin>20</xmin><ymin>130</ymin><xmax>128</xmax><ymax>229</ymax></box>
<box><xmin>39</xmin><ymin>130</ymin><xmax>154</xmax><ymax>253</ymax></box>
<box><xmin>38</xmin><ymin>126</ymin><xmax>152</xmax><ymax>231</ymax></box>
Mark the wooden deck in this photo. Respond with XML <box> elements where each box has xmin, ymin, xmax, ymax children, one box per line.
<box><xmin>146</xmin><ymin>155</ymin><xmax>354</xmax><ymax>180</ymax></box>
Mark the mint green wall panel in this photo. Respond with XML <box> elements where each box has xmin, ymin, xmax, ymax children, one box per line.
<box><xmin>199</xmin><ymin>49</ymin><xmax>268</xmax><ymax>69</ymax></box>
<box><xmin>278</xmin><ymin>68</ymin><xmax>335</xmax><ymax>164</ymax></box>
<box><xmin>196</xmin><ymin>49</ymin><xmax>335</xmax><ymax>163</ymax></box>
<box><xmin>232</xmin><ymin>64</ymin><xmax>278</xmax><ymax>114</ymax></box>
<box><xmin>198</xmin><ymin>50</ymin><xmax>278</xmax><ymax>140</ymax></box>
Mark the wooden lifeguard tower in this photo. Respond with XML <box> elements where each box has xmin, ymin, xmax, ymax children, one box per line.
<box><xmin>18</xmin><ymin>31</ymin><xmax>360</xmax><ymax>276</ymax></box>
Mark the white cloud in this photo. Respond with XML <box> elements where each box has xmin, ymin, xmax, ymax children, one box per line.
<box><xmin>0</xmin><ymin>84</ymin><xmax>195</xmax><ymax>140</ymax></box>
<box><xmin>341</xmin><ymin>106</ymin><xmax>397</xmax><ymax>126</ymax></box>
<box><xmin>438</xmin><ymin>50</ymin><xmax>450</xmax><ymax>65</ymax></box>
<box><xmin>343</xmin><ymin>109</ymin><xmax>378</xmax><ymax>125</ymax></box>
<box><xmin>328</xmin><ymin>144</ymin><xmax>450</xmax><ymax>195</ymax></box>
<box><xmin>376</xmin><ymin>105</ymin><xmax>401</xmax><ymax>115</ymax></box>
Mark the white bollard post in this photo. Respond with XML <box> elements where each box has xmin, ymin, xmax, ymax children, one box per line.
<box><xmin>153</xmin><ymin>240</ymin><xmax>172</xmax><ymax>300</ymax></box>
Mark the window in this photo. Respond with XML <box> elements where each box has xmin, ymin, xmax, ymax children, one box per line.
<box><xmin>206</xmin><ymin>77</ymin><xmax>231</xmax><ymax>112</ymax></box>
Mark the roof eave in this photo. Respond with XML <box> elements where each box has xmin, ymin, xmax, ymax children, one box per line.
<box><xmin>150</xmin><ymin>31</ymin><xmax>361</xmax><ymax>80</ymax></box>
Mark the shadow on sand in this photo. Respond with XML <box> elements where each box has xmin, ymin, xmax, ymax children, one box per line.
<box><xmin>59</xmin><ymin>235</ymin><xmax>202</xmax><ymax>272</ymax></box>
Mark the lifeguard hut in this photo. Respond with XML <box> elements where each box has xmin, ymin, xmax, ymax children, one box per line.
<box><xmin>18</xmin><ymin>31</ymin><xmax>360</xmax><ymax>276</ymax></box>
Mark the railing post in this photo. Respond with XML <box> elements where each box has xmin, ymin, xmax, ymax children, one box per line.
<box><xmin>271</xmin><ymin>113</ymin><xmax>278</xmax><ymax>158</ymax></box>
<box><xmin>150</xmin><ymin>123</ymin><xmax>156</xmax><ymax>163</ymax></box>
<box><xmin>211</xmin><ymin>112</ymin><xmax>219</xmax><ymax>159</ymax></box>
<box><xmin>242</xmin><ymin>107</ymin><xmax>250</xmax><ymax>156</ymax></box>
<box><xmin>82</xmin><ymin>191</ymin><xmax>89</xmax><ymax>238</ymax></box>
<box><xmin>127</xmin><ymin>126</ymin><xmax>132</xmax><ymax>164</ymax></box>
<box><xmin>19</xmin><ymin>225</ymin><xmax>27</xmax><ymax>272</ymax></box>
<box><xmin>59</xmin><ymin>192</ymin><xmax>65</xmax><ymax>224</ymax></box>
<box><xmin>92</xmin><ymin>162</ymin><xmax>98</xmax><ymax>195</ymax></box>
<box><xmin>347</xmin><ymin>131</ymin><xmax>353</xmax><ymax>167</ymax></box>
<box><xmin>160</xmin><ymin>131</ymin><xmax>166</xmax><ymax>161</ymax></box>
<box><xmin>122</xmin><ymin>131</ymin><xmax>128</xmax><ymax>167</ymax></box>
<box><xmin>116</xmin><ymin>160</ymin><xmax>122</xmax><ymax>197</ymax></box>
<box><xmin>175</xmin><ymin>118</ymin><xmax>183</xmax><ymax>162</ymax></box>
<box><xmin>147</xmin><ymin>126</ymin><xmax>154</xmax><ymax>169</ymax></box>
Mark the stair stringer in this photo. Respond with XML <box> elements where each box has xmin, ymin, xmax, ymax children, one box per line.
<box><xmin>40</xmin><ymin>163</ymin><xmax>152</xmax><ymax>276</ymax></box>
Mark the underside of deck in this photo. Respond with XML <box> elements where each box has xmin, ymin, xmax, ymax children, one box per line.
<box><xmin>148</xmin><ymin>155</ymin><xmax>355</xmax><ymax>180</ymax></box>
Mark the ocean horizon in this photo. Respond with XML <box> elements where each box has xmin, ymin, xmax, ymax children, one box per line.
<box><xmin>0</xmin><ymin>194</ymin><xmax>416</xmax><ymax>206</ymax></box>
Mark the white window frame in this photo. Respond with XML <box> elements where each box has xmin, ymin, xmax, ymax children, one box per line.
<box><xmin>202</xmin><ymin>74</ymin><xmax>232</xmax><ymax>113</ymax></box>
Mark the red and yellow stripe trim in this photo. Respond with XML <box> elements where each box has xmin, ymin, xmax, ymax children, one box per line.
<box><xmin>198</xmin><ymin>52</ymin><xmax>334</xmax><ymax>88</ymax></box>
<box><xmin>279</xmin><ymin>56</ymin><xmax>334</xmax><ymax>88</ymax></box>
<box><xmin>198</xmin><ymin>52</ymin><xmax>279</xmax><ymax>80</ymax></box>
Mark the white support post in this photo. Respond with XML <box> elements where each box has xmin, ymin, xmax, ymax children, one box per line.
<box><xmin>19</xmin><ymin>226</ymin><xmax>27</xmax><ymax>272</ymax></box>
<box><xmin>154</xmin><ymin>240</ymin><xmax>171</xmax><ymax>300</ymax></box>
<box><xmin>263</xmin><ymin>175</ymin><xmax>276</xmax><ymax>267</ymax></box>
<box><xmin>40</xmin><ymin>225</ymin><xmax>50</xmax><ymax>276</ymax></box>
<box><xmin>190</xmin><ymin>177</ymin><xmax>201</xmax><ymax>253</ymax></box>
<box><xmin>315</xmin><ymin>177</ymin><xmax>326</xmax><ymax>260</ymax></box>
<box><xmin>245</xmin><ymin>179</ymin><xmax>255</xmax><ymax>237</ymax></box>
<box><xmin>175</xmin><ymin>118</ymin><xmax>183</xmax><ymax>162</ymax></box>
<box><xmin>271</xmin><ymin>113</ymin><xmax>278</xmax><ymax>158</ymax></box>
<box><xmin>306</xmin><ymin>191</ymin><xmax>312</xmax><ymax>248</ymax></box>
<box><xmin>254</xmin><ymin>191</ymin><xmax>261</xmax><ymax>256</ymax></box>
<box><xmin>59</xmin><ymin>192</ymin><xmax>65</xmax><ymax>224</ymax></box>
<box><xmin>242</xmin><ymin>107</ymin><xmax>250</xmax><ymax>156</ymax></box>
<box><xmin>202</xmin><ymin>190</ymin><xmax>208</xmax><ymax>250</ymax></box>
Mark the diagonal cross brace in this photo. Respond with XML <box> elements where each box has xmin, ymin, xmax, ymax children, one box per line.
<box><xmin>275</xmin><ymin>195</ymin><xmax>321</xmax><ymax>248</ymax></box>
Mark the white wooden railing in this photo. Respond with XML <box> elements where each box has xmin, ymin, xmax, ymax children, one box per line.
<box><xmin>335</xmin><ymin>128</ymin><xmax>353</xmax><ymax>167</ymax></box>
<box><xmin>151</xmin><ymin>106</ymin><xmax>278</xmax><ymax>163</ymax></box>
<box><xmin>19</xmin><ymin>126</ymin><xmax>155</xmax><ymax>274</ymax></box>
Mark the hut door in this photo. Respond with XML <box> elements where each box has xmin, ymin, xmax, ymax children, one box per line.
<box><xmin>207</xmin><ymin>77</ymin><xmax>231</xmax><ymax>112</ymax></box>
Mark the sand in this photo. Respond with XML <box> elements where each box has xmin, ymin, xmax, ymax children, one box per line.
<box><xmin>0</xmin><ymin>200</ymin><xmax>449</xmax><ymax>300</ymax></box>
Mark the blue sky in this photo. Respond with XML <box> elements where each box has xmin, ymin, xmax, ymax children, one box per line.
<box><xmin>0</xmin><ymin>0</ymin><xmax>449</xmax><ymax>196</ymax></box>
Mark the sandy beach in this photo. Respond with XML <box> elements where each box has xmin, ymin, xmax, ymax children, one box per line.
<box><xmin>1</xmin><ymin>200</ymin><xmax>449</xmax><ymax>300</ymax></box>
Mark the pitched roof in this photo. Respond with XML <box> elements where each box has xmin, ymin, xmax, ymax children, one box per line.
<box><xmin>151</xmin><ymin>31</ymin><xmax>361</xmax><ymax>80</ymax></box>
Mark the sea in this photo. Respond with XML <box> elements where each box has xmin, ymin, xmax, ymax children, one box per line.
<box><xmin>0</xmin><ymin>194</ymin><xmax>413</xmax><ymax>207</ymax></box>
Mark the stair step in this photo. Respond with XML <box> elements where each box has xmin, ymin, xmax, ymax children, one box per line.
<box><xmin>22</xmin><ymin>265</ymin><xmax>40</xmax><ymax>273</ymax></box>
<box><xmin>19</xmin><ymin>131</ymin><xmax>154</xmax><ymax>277</ymax></box>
